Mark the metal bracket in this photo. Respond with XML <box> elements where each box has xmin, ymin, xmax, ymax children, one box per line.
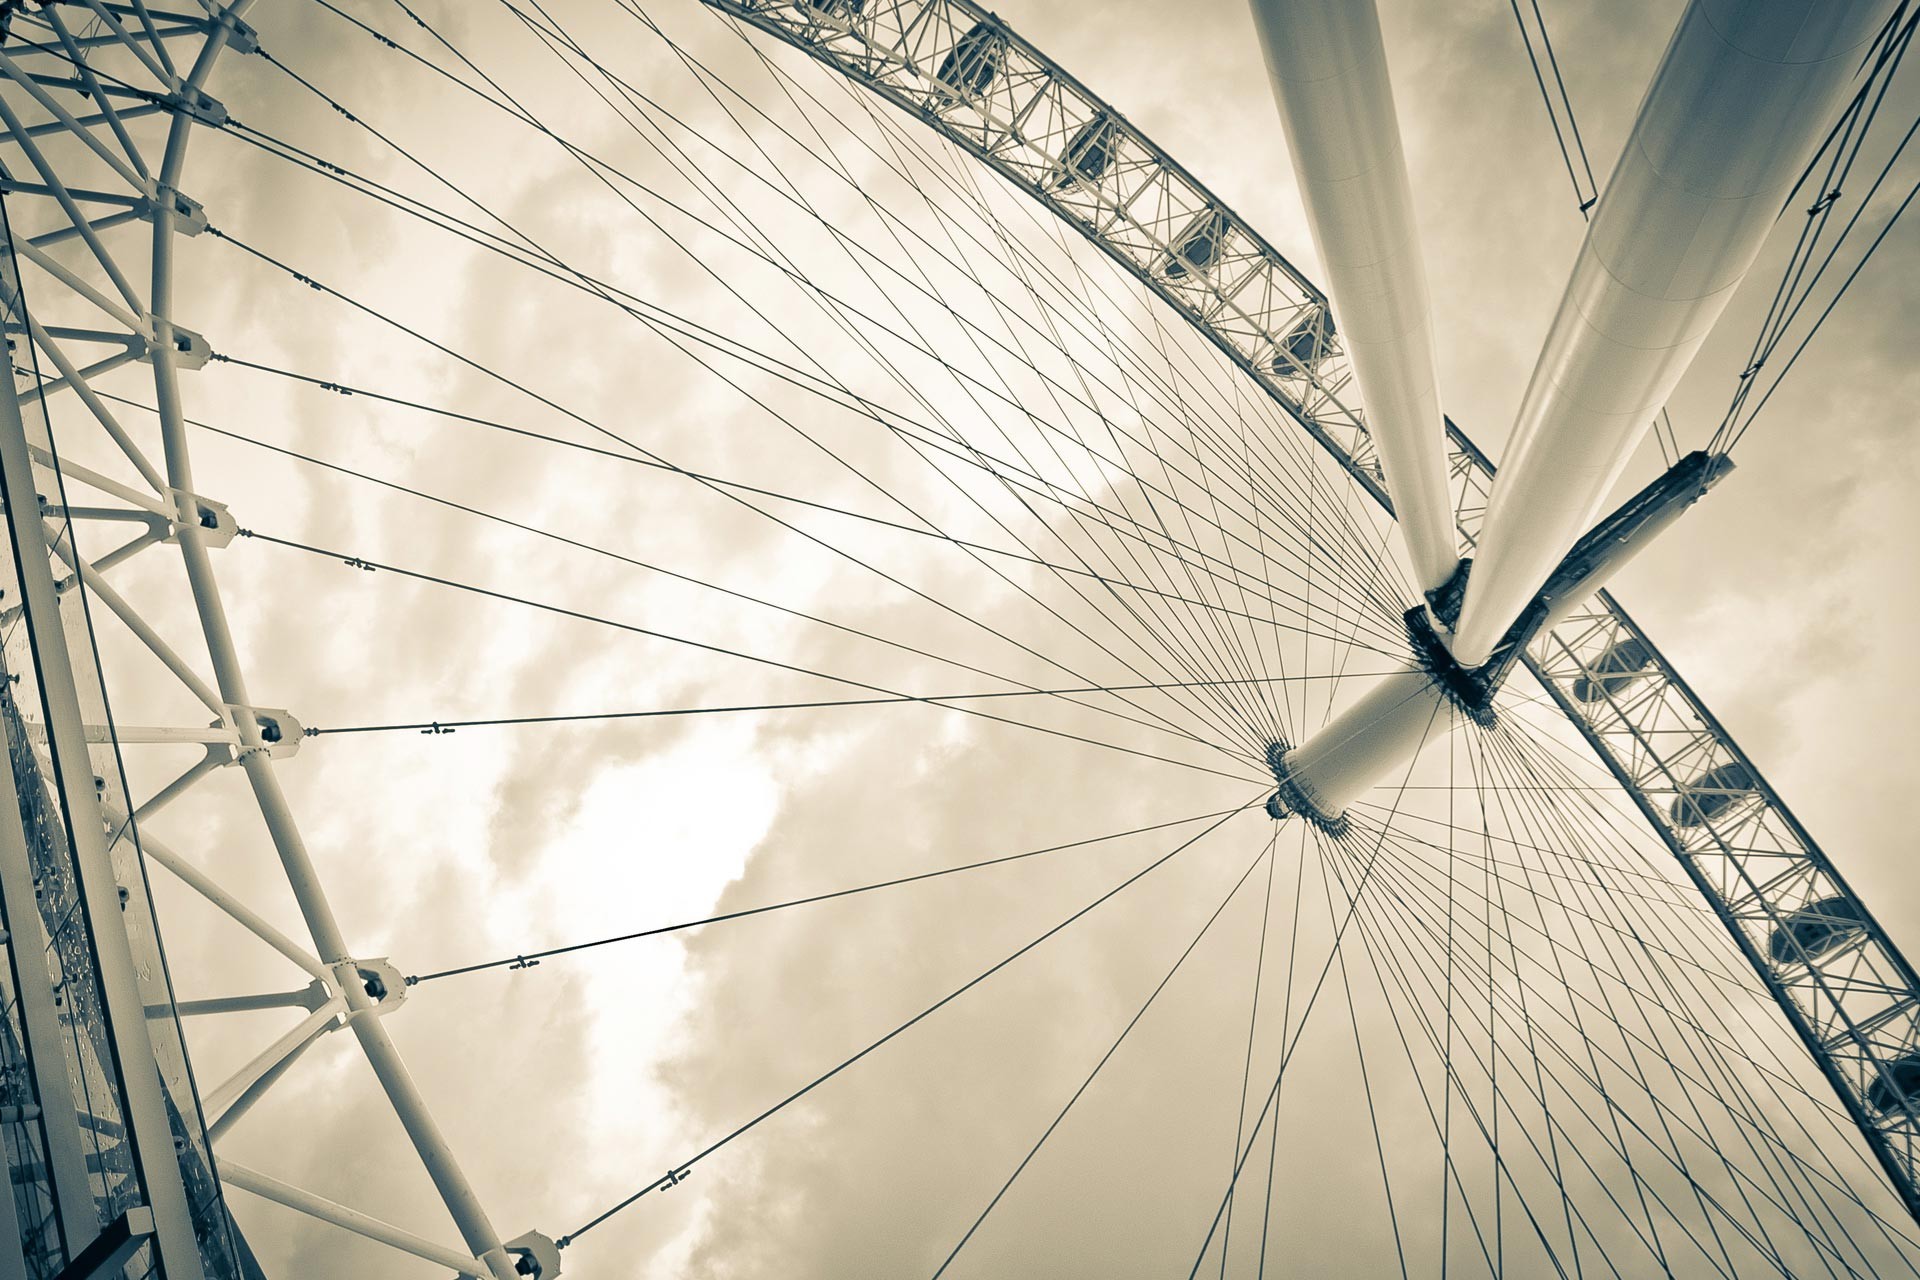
<box><xmin>348</xmin><ymin>957</ymin><xmax>408</xmax><ymax>1014</ymax></box>
<box><xmin>161</xmin><ymin>87</ymin><xmax>226</xmax><ymax>128</ymax></box>
<box><xmin>217</xmin><ymin>13</ymin><xmax>259</xmax><ymax>56</ymax></box>
<box><xmin>166</xmin><ymin>487</ymin><xmax>236</xmax><ymax>547</ymax></box>
<box><xmin>506</xmin><ymin>1231</ymin><xmax>563</xmax><ymax>1278</ymax></box>
<box><xmin>220</xmin><ymin>704</ymin><xmax>302</xmax><ymax>759</ymax></box>
<box><xmin>140</xmin><ymin>185</ymin><xmax>208</xmax><ymax>237</ymax></box>
<box><xmin>141</xmin><ymin>321</ymin><xmax>210</xmax><ymax>371</ymax></box>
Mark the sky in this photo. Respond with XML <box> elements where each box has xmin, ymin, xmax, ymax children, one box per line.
<box><xmin>11</xmin><ymin>0</ymin><xmax>1920</xmax><ymax>1276</ymax></box>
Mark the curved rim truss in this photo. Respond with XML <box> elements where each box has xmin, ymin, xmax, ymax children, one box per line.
<box><xmin>700</xmin><ymin>0</ymin><xmax>1920</xmax><ymax>1225</ymax></box>
<box><xmin>0</xmin><ymin>2</ymin><xmax>551</xmax><ymax>1277</ymax></box>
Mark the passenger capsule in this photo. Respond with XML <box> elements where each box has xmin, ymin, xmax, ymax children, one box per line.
<box><xmin>1271</xmin><ymin>309</ymin><xmax>1334</xmax><ymax>377</ymax></box>
<box><xmin>1668</xmin><ymin>761</ymin><xmax>1758</xmax><ymax>829</ymax></box>
<box><xmin>1867</xmin><ymin>1054</ymin><xmax>1920</xmax><ymax>1115</ymax></box>
<box><xmin>936</xmin><ymin>22</ymin><xmax>1001</xmax><ymax>100</ymax></box>
<box><xmin>1054</xmin><ymin>116</ymin><xmax>1116</xmax><ymax>190</ymax></box>
<box><xmin>1572</xmin><ymin>635</ymin><xmax>1655</xmax><ymax>703</ymax></box>
<box><xmin>1163</xmin><ymin>211</ymin><xmax>1226</xmax><ymax>279</ymax></box>
<box><xmin>1767</xmin><ymin>896</ymin><xmax>1866</xmax><ymax>966</ymax></box>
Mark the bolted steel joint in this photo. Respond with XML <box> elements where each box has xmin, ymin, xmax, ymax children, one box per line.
<box><xmin>507</xmin><ymin>1231</ymin><xmax>563</xmax><ymax>1278</ymax></box>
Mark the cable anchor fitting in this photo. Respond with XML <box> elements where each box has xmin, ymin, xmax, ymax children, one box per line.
<box><xmin>220</xmin><ymin>704</ymin><xmax>302</xmax><ymax>761</ymax></box>
<box><xmin>506</xmin><ymin>1231</ymin><xmax>562</xmax><ymax>1277</ymax></box>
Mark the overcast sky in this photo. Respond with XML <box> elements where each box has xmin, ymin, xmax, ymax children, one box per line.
<box><xmin>40</xmin><ymin>0</ymin><xmax>1920</xmax><ymax>1275</ymax></box>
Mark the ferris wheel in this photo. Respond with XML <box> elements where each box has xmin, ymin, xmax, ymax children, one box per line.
<box><xmin>0</xmin><ymin>0</ymin><xmax>1916</xmax><ymax>1275</ymax></box>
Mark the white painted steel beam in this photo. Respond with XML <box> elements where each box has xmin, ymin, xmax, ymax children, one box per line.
<box><xmin>1248</xmin><ymin>0</ymin><xmax>1458</xmax><ymax>592</ymax></box>
<box><xmin>1449</xmin><ymin>0</ymin><xmax>1888</xmax><ymax>665</ymax></box>
<box><xmin>219</xmin><ymin>1161</ymin><xmax>489</xmax><ymax>1278</ymax></box>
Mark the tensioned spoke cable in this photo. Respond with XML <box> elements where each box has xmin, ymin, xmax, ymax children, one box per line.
<box><xmin>304</xmin><ymin>677</ymin><xmax>1392</xmax><ymax>740</ymax></box>
<box><xmin>176</xmin><ymin>357</ymin><xmax>1412</xmax><ymax>662</ymax></box>
<box><xmin>1334</xmin><ymin>809</ymin><xmax>1869</xmax><ymax>1280</ymax></box>
<box><xmin>189</xmin><ymin>113</ymin><xmax>1387</xmax><ymax>744</ymax></box>
<box><xmin>99</xmin><ymin>377</ymin><xmax>1265</xmax><ymax>760</ymax></box>
<box><xmin>1329</xmin><ymin>808</ymin><xmax>1586</xmax><ymax>1278</ymax></box>
<box><xmin>1255</xmin><ymin>822</ymin><xmax>1312</xmax><ymax>1278</ymax></box>
<box><xmin>553</xmin><ymin>799</ymin><xmax>1263</xmax><ymax>1248</ymax></box>
<box><xmin>1318</xmin><ymin>810</ymin><xmax>1639</xmax><ymax>1278</ymax></box>
<box><xmin>337</xmin><ymin>0</ymin><xmax>1389</xmax><ymax>647</ymax></box>
<box><xmin>196</xmin><ymin>228</ymin><xmax>1312</xmax><ymax>758</ymax></box>
<box><xmin>405</xmin><ymin>805</ymin><xmax>1244</xmax><ymax>984</ymax></box>
<box><xmin>212</xmin><ymin>79</ymin><xmax>1274</xmax><ymax>752</ymax></box>
<box><xmin>414</xmin><ymin>0</ymin><xmax>1418</xmax><ymax>650</ymax></box>
<box><xmin>200</xmin><ymin>67</ymin><xmax>1278</xmax><ymax>751</ymax></box>
<box><xmin>754</xmin><ymin>30</ymin><xmax>1416</xmax><ymax>639</ymax></box>
<box><xmin>496</xmin><ymin>3</ymin><xmax>1291</xmax><ymax>743</ymax></box>
<box><xmin>927</xmin><ymin>832</ymin><xmax>1276</xmax><ymax>1278</ymax></box>
<box><xmin>1483</xmin><ymin>713</ymin><xmax>1920</xmax><ymax>1264</ymax></box>
<box><xmin>594</xmin><ymin>14</ymin><xmax>1303</xmax><ymax>749</ymax></box>
<box><xmin>1219</xmin><ymin>832</ymin><xmax>1282</xmax><ymax>1276</ymax></box>
<box><xmin>1336</xmin><ymin>740</ymin><xmax>1827</xmax><ymax>1274</ymax></box>
<box><xmin>236</xmin><ymin>527</ymin><xmax>1267</xmax><ymax>782</ymax></box>
<box><xmin>202</xmin><ymin>27</ymin><xmax>1420</xmax><ymax>671</ymax></box>
<box><xmin>1312</xmin><ymin>819</ymin><xmax>1417</xmax><ymax>1280</ymax></box>
<box><xmin>1326</xmin><ymin>810</ymin><xmax>1733</xmax><ymax>1277</ymax></box>
<box><xmin>53</xmin><ymin>374</ymin><xmax>1269</xmax><ymax>760</ymax></box>
<box><xmin>1182</xmin><ymin>701</ymin><xmax>1446</xmax><ymax>1276</ymax></box>
<box><xmin>1455</xmin><ymin>725</ymin><xmax>1889</xmax><ymax>1271</ymax></box>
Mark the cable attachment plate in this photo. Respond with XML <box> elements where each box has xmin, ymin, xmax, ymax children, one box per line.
<box><xmin>220</xmin><ymin>704</ymin><xmax>302</xmax><ymax>759</ymax></box>
<box><xmin>506</xmin><ymin>1231</ymin><xmax>562</xmax><ymax>1278</ymax></box>
<box><xmin>140</xmin><ymin>321</ymin><xmax>211</xmax><ymax>371</ymax></box>
<box><xmin>216</xmin><ymin>13</ymin><xmax>260</xmax><ymax>56</ymax></box>
<box><xmin>165</xmin><ymin>487</ymin><xmax>236</xmax><ymax>547</ymax></box>
<box><xmin>161</xmin><ymin>87</ymin><xmax>227</xmax><ymax>128</ymax></box>
<box><xmin>138</xmin><ymin>184</ymin><xmax>207</xmax><ymax>236</ymax></box>
<box><xmin>340</xmin><ymin>957</ymin><xmax>407</xmax><ymax>1014</ymax></box>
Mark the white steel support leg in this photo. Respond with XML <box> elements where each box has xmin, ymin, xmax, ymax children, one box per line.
<box><xmin>1247</xmin><ymin>0</ymin><xmax>1459</xmax><ymax>593</ymax></box>
<box><xmin>139</xmin><ymin>13</ymin><xmax>521</xmax><ymax>1277</ymax></box>
<box><xmin>1448</xmin><ymin>0</ymin><xmax>1887</xmax><ymax>665</ymax></box>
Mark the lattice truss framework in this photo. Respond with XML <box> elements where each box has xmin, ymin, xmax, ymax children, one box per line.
<box><xmin>0</xmin><ymin>1</ymin><xmax>553</xmax><ymax>1277</ymax></box>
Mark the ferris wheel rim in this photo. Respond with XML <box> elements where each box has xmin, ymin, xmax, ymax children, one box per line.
<box><xmin>1</xmin><ymin>0</ymin><xmax>1917</xmax><ymax>1274</ymax></box>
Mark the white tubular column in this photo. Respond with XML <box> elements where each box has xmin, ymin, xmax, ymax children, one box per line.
<box><xmin>1248</xmin><ymin>0</ymin><xmax>1459</xmax><ymax>593</ymax></box>
<box><xmin>1448</xmin><ymin>0</ymin><xmax>1886</xmax><ymax>665</ymax></box>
